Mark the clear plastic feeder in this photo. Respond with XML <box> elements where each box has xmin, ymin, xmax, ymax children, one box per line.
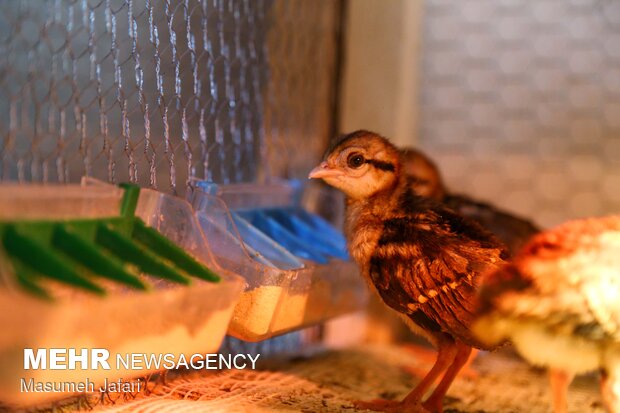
<box><xmin>189</xmin><ymin>180</ymin><xmax>368</xmax><ymax>342</ymax></box>
<box><xmin>0</xmin><ymin>179</ymin><xmax>244</xmax><ymax>406</ymax></box>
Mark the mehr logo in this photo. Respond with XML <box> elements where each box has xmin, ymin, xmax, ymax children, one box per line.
<box><xmin>24</xmin><ymin>349</ymin><xmax>111</xmax><ymax>370</ymax></box>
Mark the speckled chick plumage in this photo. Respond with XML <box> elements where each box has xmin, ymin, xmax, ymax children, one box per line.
<box><xmin>401</xmin><ymin>148</ymin><xmax>540</xmax><ymax>255</ymax></box>
<box><xmin>477</xmin><ymin>215</ymin><xmax>620</xmax><ymax>370</ymax></box>
<box><xmin>310</xmin><ymin>131</ymin><xmax>512</xmax><ymax>412</ymax></box>
<box><xmin>475</xmin><ymin>215</ymin><xmax>620</xmax><ymax>413</ymax></box>
<box><xmin>316</xmin><ymin>131</ymin><xmax>508</xmax><ymax>349</ymax></box>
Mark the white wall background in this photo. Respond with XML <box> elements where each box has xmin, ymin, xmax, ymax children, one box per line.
<box><xmin>418</xmin><ymin>0</ymin><xmax>620</xmax><ymax>228</ymax></box>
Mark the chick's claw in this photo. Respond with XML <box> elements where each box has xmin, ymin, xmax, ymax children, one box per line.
<box><xmin>353</xmin><ymin>398</ymin><xmax>429</xmax><ymax>413</ymax></box>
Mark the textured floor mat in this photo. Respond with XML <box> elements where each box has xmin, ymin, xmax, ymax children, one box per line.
<box><xmin>83</xmin><ymin>344</ymin><xmax>604</xmax><ymax>413</ymax></box>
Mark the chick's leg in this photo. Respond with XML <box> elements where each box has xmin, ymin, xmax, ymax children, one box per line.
<box><xmin>460</xmin><ymin>348</ymin><xmax>479</xmax><ymax>378</ymax></box>
<box><xmin>353</xmin><ymin>336</ymin><xmax>457</xmax><ymax>413</ymax></box>
<box><xmin>403</xmin><ymin>337</ymin><xmax>459</xmax><ymax>403</ymax></box>
<box><xmin>402</xmin><ymin>345</ymin><xmax>479</xmax><ymax>380</ymax></box>
<box><xmin>549</xmin><ymin>368</ymin><xmax>572</xmax><ymax>413</ymax></box>
<box><xmin>422</xmin><ymin>342</ymin><xmax>471</xmax><ymax>413</ymax></box>
<box><xmin>601</xmin><ymin>367</ymin><xmax>620</xmax><ymax>413</ymax></box>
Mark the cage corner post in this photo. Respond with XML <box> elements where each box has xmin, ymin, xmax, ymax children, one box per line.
<box><xmin>338</xmin><ymin>0</ymin><xmax>424</xmax><ymax>147</ymax></box>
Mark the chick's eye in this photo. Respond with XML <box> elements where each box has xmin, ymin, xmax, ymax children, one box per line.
<box><xmin>347</xmin><ymin>153</ymin><xmax>365</xmax><ymax>169</ymax></box>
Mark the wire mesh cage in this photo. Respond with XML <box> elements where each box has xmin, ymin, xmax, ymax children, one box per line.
<box><xmin>0</xmin><ymin>0</ymin><xmax>341</xmax><ymax>194</ymax></box>
<box><xmin>263</xmin><ymin>0</ymin><xmax>341</xmax><ymax>181</ymax></box>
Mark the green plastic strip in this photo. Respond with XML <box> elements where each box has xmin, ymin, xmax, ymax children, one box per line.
<box><xmin>2</xmin><ymin>225</ymin><xmax>105</xmax><ymax>295</ymax></box>
<box><xmin>119</xmin><ymin>183</ymin><xmax>140</xmax><ymax>218</ymax></box>
<box><xmin>95</xmin><ymin>222</ymin><xmax>191</xmax><ymax>285</ymax></box>
<box><xmin>0</xmin><ymin>182</ymin><xmax>220</xmax><ymax>299</ymax></box>
<box><xmin>51</xmin><ymin>224</ymin><xmax>148</xmax><ymax>291</ymax></box>
<box><xmin>11</xmin><ymin>258</ymin><xmax>53</xmax><ymax>300</ymax></box>
<box><xmin>132</xmin><ymin>219</ymin><xmax>220</xmax><ymax>282</ymax></box>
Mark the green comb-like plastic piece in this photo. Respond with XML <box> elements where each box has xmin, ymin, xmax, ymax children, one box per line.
<box><xmin>119</xmin><ymin>183</ymin><xmax>140</xmax><ymax>218</ymax></box>
<box><xmin>0</xmin><ymin>183</ymin><xmax>220</xmax><ymax>299</ymax></box>
<box><xmin>95</xmin><ymin>222</ymin><xmax>191</xmax><ymax>285</ymax></box>
<box><xmin>52</xmin><ymin>224</ymin><xmax>148</xmax><ymax>290</ymax></box>
<box><xmin>132</xmin><ymin>219</ymin><xmax>220</xmax><ymax>282</ymax></box>
<box><xmin>3</xmin><ymin>225</ymin><xmax>105</xmax><ymax>296</ymax></box>
<box><xmin>11</xmin><ymin>258</ymin><xmax>53</xmax><ymax>300</ymax></box>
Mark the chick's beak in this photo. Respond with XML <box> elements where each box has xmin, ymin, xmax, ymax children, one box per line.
<box><xmin>308</xmin><ymin>162</ymin><xmax>343</xmax><ymax>180</ymax></box>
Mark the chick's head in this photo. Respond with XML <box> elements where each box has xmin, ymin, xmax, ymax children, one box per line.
<box><xmin>309</xmin><ymin>130</ymin><xmax>400</xmax><ymax>200</ymax></box>
<box><xmin>401</xmin><ymin>147</ymin><xmax>446</xmax><ymax>200</ymax></box>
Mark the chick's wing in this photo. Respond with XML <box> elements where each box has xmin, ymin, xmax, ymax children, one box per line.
<box><xmin>369</xmin><ymin>211</ymin><xmax>504</xmax><ymax>348</ymax></box>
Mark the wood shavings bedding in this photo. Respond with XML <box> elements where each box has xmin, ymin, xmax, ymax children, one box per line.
<box><xmin>87</xmin><ymin>344</ymin><xmax>603</xmax><ymax>413</ymax></box>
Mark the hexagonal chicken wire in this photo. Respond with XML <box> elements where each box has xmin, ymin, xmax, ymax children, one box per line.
<box><xmin>0</xmin><ymin>0</ymin><xmax>341</xmax><ymax>194</ymax></box>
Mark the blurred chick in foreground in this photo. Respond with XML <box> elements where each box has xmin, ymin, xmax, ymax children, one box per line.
<box><xmin>475</xmin><ymin>216</ymin><xmax>620</xmax><ymax>413</ymax></box>
<box><xmin>309</xmin><ymin>130</ymin><xmax>508</xmax><ymax>413</ymax></box>
<box><xmin>401</xmin><ymin>148</ymin><xmax>540</xmax><ymax>255</ymax></box>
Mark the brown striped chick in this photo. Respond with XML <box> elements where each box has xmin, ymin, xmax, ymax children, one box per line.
<box><xmin>475</xmin><ymin>216</ymin><xmax>620</xmax><ymax>413</ymax></box>
<box><xmin>401</xmin><ymin>148</ymin><xmax>540</xmax><ymax>256</ymax></box>
<box><xmin>309</xmin><ymin>130</ymin><xmax>508</xmax><ymax>413</ymax></box>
